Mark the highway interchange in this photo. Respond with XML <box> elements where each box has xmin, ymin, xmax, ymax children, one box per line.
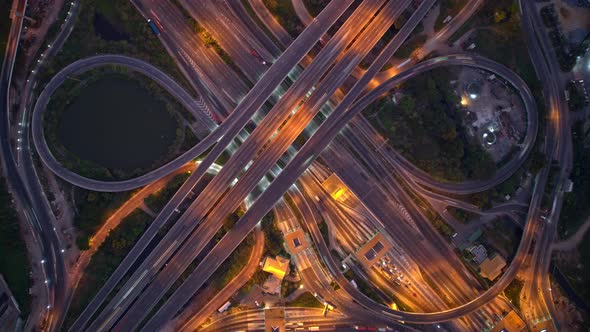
<box><xmin>0</xmin><ymin>0</ymin><xmax>580</xmax><ymax>331</ymax></box>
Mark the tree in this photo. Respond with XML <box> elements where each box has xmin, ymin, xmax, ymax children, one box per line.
<box><xmin>529</xmin><ymin>151</ymin><xmax>547</xmax><ymax>174</ymax></box>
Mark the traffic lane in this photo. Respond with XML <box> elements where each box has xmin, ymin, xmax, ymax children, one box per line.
<box><xmin>135</xmin><ymin>3</ymin><xmax>408</xmax><ymax>326</ymax></box>
<box><xmin>136</xmin><ymin>0</ymin><xmax>248</xmax><ymax>103</ymax></box>
<box><xmin>227</xmin><ymin>0</ymin><xmax>283</xmax><ymax>58</ymax></box>
<box><xmin>31</xmin><ymin>55</ymin><xmax>222</xmax><ymax>192</ymax></box>
<box><xmin>67</xmin><ymin>164</ymin><xmax>214</xmax><ymax>332</ymax></box>
<box><xmin>177</xmin><ymin>227</ymin><xmax>264</xmax><ymax>331</ymax></box>
<box><xmin>206</xmin><ymin>56</ymin><xmax>541</xmax><ymax>323</ymax></box>
<box><xmin>352</xmin><ymin>55</ymin><xmax>538</xmax><ymax>195</ymax></box>
<box><xmin>88</xmin><ymin>3</ymin><xmax>357</xmax><ymax>323</ymax></box>
<box><xmin>1</xmin><ymin>1</ymin><xmax>67</xmax><ymax>330</ymax></box>
<box><xmin>108</xmin><ymin>1</ymin><xmax>382</xmax><ymax>326</ymax></box>
<box><xmin>181</xmin><ymin>0</ymin><xmax>269</xmax><ymax>79</ymax></box>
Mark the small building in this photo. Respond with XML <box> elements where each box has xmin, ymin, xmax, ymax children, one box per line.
<box><xmin>354</xmin><ymin>233</ymin><xmax>393</xmax><ymax>269</ymax></box>
<box><xmin>479</xmin><ymin>254</ymin><xmax>507</xmax><ymax>281</ymax></box>
<box><xmin>490</xmin><ymin>310</ymin><xmax>526</xmax><ymax>332</ymax></box>
<box><xmin>263</xmin><ymin>256</ymin><xmax>290</xmax><ymax>281</ymax></box>
<box><xmin>284</xmin><ymin>228</ymin><xmax>308</xmax><ymax>255</ymax></box>
<box><xmin>467</xmin><ymin>244</ymin><xmax>488</xmax><ymax>264</ymax></box>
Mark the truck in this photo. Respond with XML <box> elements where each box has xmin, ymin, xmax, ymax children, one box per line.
<box><xmin>147</xmin><ymin>19</ymin><xmax>160</xmax><ymax>36</ymax></box>
<box><xmin>218</xmin><ymin>301</ymin><xmax>231</xmax><ymax>313</ymax></box>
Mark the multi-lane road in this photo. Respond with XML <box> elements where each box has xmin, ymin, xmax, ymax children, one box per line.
<box><xmin>2</xmin><ymin>0</ymin><xmax>574</xmax><ymax>330</ymax></box>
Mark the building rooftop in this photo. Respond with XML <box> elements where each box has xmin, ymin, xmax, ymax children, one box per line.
<box><xmin>262</xmin><ymin>256</ymin><xmax>290</xmax><ymax>280</ymax></box>
<box><xmin>490</xmin><ymin>310</ymin><xmax>526</xmax><ymax>332</ymax></box>
<box><xmin>479</xmin><ymin>254</ymin><xmax>507</xmax><ymax>281</ymax></box>
<box><xmin>355</xmin><ymin>233</ymin><xmax>393</xmax><ymax>268</ymax></box>
<box><xmin>284</xmin><ymin>228</ymin><xmax>308</xmax><ymax>255</ymax></box>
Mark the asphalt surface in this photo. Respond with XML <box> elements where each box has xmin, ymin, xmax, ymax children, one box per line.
<box><xmin>76</xmin><ymin>1</ymin><xmax>357</xmax><ymax>330</ymax></box>
<box><xmin>0</xmin><ymin>1</ymin><xmax>69</xmax><ymax>331</ymax></box>
<box><xmin>134</xmin><ymin>2</ymin><xmax>414</xmax><ymax>329</ymax></box>
<box><xmin>29</xmin><ymin>0</ymin><xmax>554</xmax><ymax>329</ymax></box>
<box><xmin>31</xmin><ymin>54</ymin><xmax>220</xmax><ymax>192</ymax></box>
<box><xmin>105</xmin><ymin>2</ymin><xmax>397</xmax><ymax>329</ymax></box>
<box><xmin>167</xmin><ymin>54</ymin><xmax>541</xmax><ymax>324</ymax></box>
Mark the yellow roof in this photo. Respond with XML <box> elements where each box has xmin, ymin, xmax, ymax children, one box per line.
<box><xmin>263</xmin><ymin>256</ymin><xmax>290</xmax><ymax>280</ymax></box>
<box><xmin>490</xmin><ymin>310</ymin><xmax>525</xmax><ymax>332</ymax></box>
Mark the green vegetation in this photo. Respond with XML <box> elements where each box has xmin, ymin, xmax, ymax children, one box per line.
<box><xmin>261</xmin><ymin>211</ymin><xmax>288</xmax><ymax>257</ymax></box>
<box><xmin>65</xmin><ymin>209</ymin><xmax>153</xmax><ymax>329</ymax></box>
<box><xmin>482</xmin><ymin>218</ymin><xmax>521</xmax><ymax>257</ymax></box>
<box><xmin>281</xmin><ymin>279</ymin><xmax>301</xmax><ymax>298</ymax></box>
<box><xmin>318</xmin><ymin>218</ymin><xmax>330</xmax><ymax>246</ymax></box>
<box><xmin>144</xmin><ymin>172</ymin><xmax>191</xmax><ymax>212</ymax></box>
<box><xmin>0</xmin><ymin>181</ymin><xmax>31</xmax><ymax>315</ymax></box>
<box><xmin>431</xmin><ymin>215</ymin><xmax>456</xmax><ymax>240</ymax></box>
<box><xmin>239</xmin><ymin>270</ymin><xmax>271</xmax><ymax>297</ymax></box>
<box><xmin>44</xmin><ymin>67</ymin><xmax>196</xmax><ymax>182</ymax></box>
<box><xmin>263</xmin><ymin>0</ymin><xmax>303</xmax><ymax>38</ymax></box>
<box><xmin>434</xmin><ymin>0</ymin><xmax>467</xmax><ymax>31</ymax></box>
<box><xmin>366</xmin><ymin>67</ymin><xmax>496</xmax><ymax>182</ymax></box>
<box><xmin>503</xmin><ymin>278</ymin><xmax>524</xmax><ymax>309</ymax></box>
<box><xmin>451</xmin><ymin>0</ymin><xmax>539</xmax><ymax>91</ymax></box>
<box><xmin>209</xmin><ymin>233</ymin><xmax>256</xmax><ymax>289</ymax></box>
<box><xmin>74</xmin><ymin>189</ymin><xmax>132</xmax><ymax>251</ymax></box>
<box><xmin>343</xmin><ymin>269</ymin><xmax>387</xmax><ymax>305</ymax></box>
<box><xmin>566</xmin><ymin>81</ymin><xmax>589</xmax><ymax>112</ymax></box>
<box><xmin>41</xmin><ymin>0</ymin><xmax>189</xmax><ymax>90</ymax></box>
<box><xmin>570</xmin><ymin>233</ymin><xmax>590</xmax><ymax>305</ymax></box>
<box><xmin>304</xmin><ymin>0</ymin><xmax>330</xmax><ymax>17</ymax></box>
<box><xmin>447</xmin><ymin>207</ymin><xmax>477</xmax><ymax>224</ymax></box>
<box><xmin>529</xmin><ymin>151</ymin><xmax>547</xmax><ymax>175</ymax></box>
<box><xmin>394</xmin><ymin>33</ymin><xmax>427</xmax><ymax>59</ymax></box>
<box><xmin>559</xmin><ymin>122</ymin><xmax>590</xmax><ymax>238</ymax></box>
<box><xmin>287</xmin><ymin>291</ymin><xmax>324</xmax><ymax>308</ymax></box>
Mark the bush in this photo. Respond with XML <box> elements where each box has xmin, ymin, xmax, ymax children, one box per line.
<box><xmin>263</xmin><ymin>0</ymin><xmax>304</xmax><ymax>37</ymax></box>
<box><xmin>366</xmin><ymin>67</ymin><xmax>496</xmax><ymax>182</ymax></box>
<box><xmin>287</xmin><ymin>292</ymin><xmax>323</xmax><ymax>308</ymax></box>
<box><xmin>0</xmin><ymin>180</ymin><xmax>31</xmax><ymax>314</ymax></box>
<box><xmin>503</xmin><ymin>278</ymin><xmax>524</xmax><ymax>309</ymax></box>
<box><xmin>73</xmin><ymin>189</ymin><xmax>132</xmax><ymax>244</ymax></box>
<box><xmin>64</xmin><ymin>209</ymin><xmax>153</xmax><ymax>329</ymax></box>
<box><xmin>144</xmin><ymin>172</ymin><xmax>190</xmax><ymax>212</ymax></box>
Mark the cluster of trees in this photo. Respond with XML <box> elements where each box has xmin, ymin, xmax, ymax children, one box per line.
<box><xmin>263</xmin><ymin>0</ymin><xmax>304</xmax><ymax>38</ymax></box>
<box><xmin>64</xmin><ymin>209</ymin><xmax>153</xmax><ymax>329</ymax></box>
<box><xmin>144</xmin><ymin>173</ymin><xmax>190</xmax><ymax>212</ymax></box>
<box><xmin>40</xmin><ymin>0</ymin><xmax>188</xmax><ymax>90</ymax></box>
<box><xmin>209</xmin><ymin>233</ymin><xmax>255</xmax><ymax>290</ymax></box>
<box><xmin>261</xmin><ymin>211</ymin><xmax>289</xmax><ymax>257</ymax></box>
<box><xmin>469</xmin><ymin>1</ymin><xmax>539</xmax><ymax>90</ymax></box>
<box><xmin>303</xmin><ymin>0</ymin><xmax>331</xmax><ymax>17</ymax></box>
<box><xmin>369</xmin><ymin>67</ymin><xmax>496</xmax><ymax>182</ymax></box>
<box><xmin>447</xmin><ymin>207</ymin><xmax>477</xmax><ymax>224</ymax></box>
<box><xmin>343</xmin><ymin>269</ymin><xmax>386</xmax><ymax>305</ymax></box>
<box><xmin>74</xmin><ymin>189</ymin><xmax>132</xmax><ymax>250</ymax></box>
<box><xmin>503</xmin><ymin>278</ymin><xmax>524</xmax><ymax>309</ymax></box>
<box><xmin>287</xmin><ymin>292</ymin><xmax>324</xmax><ymax>308</ymax></box>
<box><xmin>559</xmin><ymin>121</ymin><xmax>590</xmax><ymax>238</ymax></box>
<box><xmin>0</xmin><ymin>181</ymin><xmax>31</xmax><ymax>315</ymax></box>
